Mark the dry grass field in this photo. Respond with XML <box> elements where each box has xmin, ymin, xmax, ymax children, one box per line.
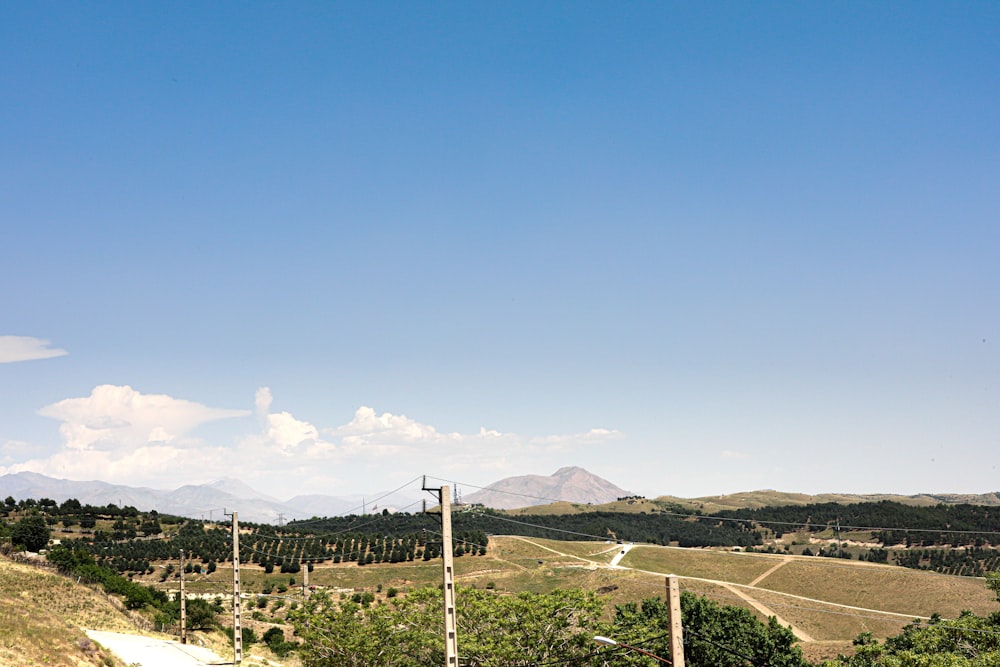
<box><xmin>0</xmin><ymin>557</ymin><xmax>135</xmax><ymax>666</ymax></box>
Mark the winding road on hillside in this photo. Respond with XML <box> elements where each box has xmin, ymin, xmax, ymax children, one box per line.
<box><xmin>503</xmin><ymin>536</ymin><xmax>928</xmax><ymax>643</ymax></box>
<box><xmin>609</xmin><ymin>543</ymin><xmax>633</xmax><ymax>567</ymax></box>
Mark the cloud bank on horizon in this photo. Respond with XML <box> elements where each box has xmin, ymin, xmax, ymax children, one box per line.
<box><xmin>1</xmin><ymin>377</ymin><xmax>623</xmax><ymax>499</ymax></box>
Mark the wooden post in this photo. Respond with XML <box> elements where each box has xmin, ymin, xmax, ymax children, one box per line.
<box><xmin>666</xmin><ymin>575</ymin><xmax>685</xmax><ymax>667</ymax></box>
<box><xmin>441</xmin><ymin>486</ymin><xmax>459</xmax><ymax>666</ymax></box>
<box><xmin>179</xmin><ymin>549</ymin><xmax>187</xmax><ymax>644</ymax></box>
<box><xmin>231</xmin><ymin>512</ymin><xmax>242</xmax><ymax>665</ymax></box>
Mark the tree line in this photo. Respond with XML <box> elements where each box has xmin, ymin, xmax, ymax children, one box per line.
<box><xmin>715</xmin><ymin>500</ymin><xmax>1000</xmax><ymax>547</ymax></box>
<box><xmin>6</xmin><ymin>495</ymin><xmax>1000</xmax><ymax>578</ymax></box>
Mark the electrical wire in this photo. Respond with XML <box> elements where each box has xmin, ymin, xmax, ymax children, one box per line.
<box><xmin>458</xmin><ymin>512</ymin><xmax>990</xmax><ymax>583</ymax></box>
<box><xmin>684</xmin><ymin>626</ymin><xmax>766</xmax><ymax>666</ymax></box>
<box><xmin>424</xmin><ymin>473</ymin><xmax>1000</xmax><ymax>538</ymax></box>
<box><xmin>282</xmin><ymin>476</ymin><xmax>425</xmax><ymax>528</ymax></box>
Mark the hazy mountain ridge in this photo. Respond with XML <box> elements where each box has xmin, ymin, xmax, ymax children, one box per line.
<box><xmin>0</xmin><ymin>472</ymin><xmax>401</xmax><ymax>524</ymax></box>
<box><xmin>463</xmin><ymin>466</ymin><xmax>633</xmax><ymax>510</ymax></box>
<box><xmin>3</xmin><ymin>471</ymin><xmax>999</xmax><ymax>524</ymax></box>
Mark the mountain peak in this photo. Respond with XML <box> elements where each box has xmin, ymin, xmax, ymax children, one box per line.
<box><xmin>553</xmin><ymin>466</ymin><xmax>588</xmax><ymax>476</ymax></box>
<box><xmin>464</xmin><ymin>467</ymin><xmax>631</xmax><ymax>510</ymax></box>
<box><xmin>205</xmin><ymin>478</ymin><xmax>278</xmax><ymax>502</ymax></box>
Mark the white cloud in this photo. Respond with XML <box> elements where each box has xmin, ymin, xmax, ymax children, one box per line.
<box><xmin>5</xmin><ymin>444</ymin><xmax>229</xmax><ymax>484</ymax></box>
<box><xmin>255</xmin><ymin>387</ymin><xmax>273</xmax><ymax>417</ymax></box>
<box><xmin>720</xmin><ymin>449</ymin><xmax>751</xmax><ymax>460</ymax></box>
<box><xmin>312</xmin><ymin>405</ymin><xmax>622</xmax><ymax>473</ymax></box>
<box><xmin>265</xmin><ymin>411</ymin><xmax>321</xmax><ymax>454</ymax></box>
<box><xmin>2</xmin><ymin>385</ymin><xmax>251</xmax><ymax>489</ymax></box>
<box><xmin>0</xmin><ymin>440</ymin><xmax>46</xmax><ymax>465</ymax></box>
<box><xmin>241</xmin><ymin>386</ymin><xmax>331</xmax><ymax>458</ymax></box>
<box><xmin>0</xmin><ymin>336</ymin><xmax>68</xmax><ymax>363</ymax></box>
<box><xmin>530</xmin><ymin>428</ymin><xmax>624</xmax><ymax>448</ymax></box>
<box><xmin>38</xmin><ymin>385</ymin><xmax>250</xmax><ymax>451</ymax></box>
<box><xmin>232</xmin><ymin>395</ymin><xmax>624</xmax><ymax>490</ymax></box>
<box><xmin>4</xmin><ymin>384</ymin><xmax>622</xmax><ymax>496</ymax></box>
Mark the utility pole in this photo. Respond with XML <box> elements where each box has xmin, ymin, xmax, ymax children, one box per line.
<box><xmin>424</xmin><ymin>478</ymin><xmax>459</xmax><ymax>666</ymax></box>
<box><xmin>227</xmin><ymin>511</ymin><xmax>242</xmax><ymax>666</ymax></box>
<box><xmin>179</xmin><ymin>549</ymin><xmax>187</xmax><ymax>644</ymax></box>
<box><xmin>666</xmin><ymin>575</ymin><xmax>685</xmax><ymax>667</ymax></box>
<box><xmin>440</xmin><ymin>486</ymin><xmax>458</xmax><ymax>666</ymax></box>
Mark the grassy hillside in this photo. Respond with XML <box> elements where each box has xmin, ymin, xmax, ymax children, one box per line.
<box><xmin>0</xmin><ymin>557</ymin><xmax>136</xmax><ymax>666</ymax></box>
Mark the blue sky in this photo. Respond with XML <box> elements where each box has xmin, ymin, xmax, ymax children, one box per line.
<box><xmin>2</xmin><ymin>2</ymin><xmax>998</xmax><ymax>501</ymax></box>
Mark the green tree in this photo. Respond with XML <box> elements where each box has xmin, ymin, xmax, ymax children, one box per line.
<box><xmin>290</xmin><ymin>593</ymin><xmax>436</xmax><ymax>667</ymax></box>
<box><xmin>457</xmin><ymin>587</ymin><xmax>604</xmax><ymax>666</ymax></box>
<box><xmin>823</xmin><ymin>613</ymin><xmax>1000</xmax><ymax>666</ymax></box>
<box><xmin>290</xmin><ymin>587</ymin><xmax>604</xmax><ymax>667</ymax></box>
<box><xmin>185</xmin><ymin>598</ymin><xmax>220</xmax><ymax>630</ymax></box>
<box><xmin>986</xmin><ymin>572</ymin><xmax>1000</xmax><ymax>603</ymax></box>
<box><xmin>609</xmin><ymin>593</ymin><xmax>808</xmax><ymax>667</ymax></box>
<box><xmin>262</xmin><ymin>627</ymin><xmax>294</xmax><ymax>657</ymax></box>
<box><xmin>59</xmin><ymin>498</ymin><xmax>82</xmax><ymax>513</ymax></box>
<box><xmin>12</xmin><ymin>515</ymin><xmax>50</xmax><ymax>551</ymax></box>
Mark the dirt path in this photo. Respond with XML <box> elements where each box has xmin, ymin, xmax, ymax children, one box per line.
<box><xmin>501</xmin><ymin>536</ymin><xmax>927</xmax><ymax>643</ymax></box>
<box><xmin>504</xmin><ymin>536</ymin><xmax>812</xmax><ymax>638</ymax></box>
<box><xmin>86</xmin><ymin>630</ymin><xmax>228</xmax><ymax>667</ymax></box>
<box><xmin>719</xmin><ymin>582</ymin><xmax>814</xmax><ymax>641</ymax></box>
<box><xmin>749</xmin><ymin>556</ymin><xmax>792</xmax><ymax>587</ymax></box>
<box><xmin>609</xmin><ymin>543</ymin><xmax>633</xmax><ymax>568</ymax></box>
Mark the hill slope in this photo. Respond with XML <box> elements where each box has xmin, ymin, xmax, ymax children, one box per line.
<box><xmin>660</xmin><ymin>489</ymin><xmax>1000</xmax><ymax>513</ymax></box>
<box><xmin>0</xmin><ymin>556</ymin><xmax>139</xmax><ymax>666</ymax></box>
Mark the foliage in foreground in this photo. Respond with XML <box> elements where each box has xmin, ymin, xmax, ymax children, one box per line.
<box><xmin>291</xmin><ymin>587</ymin><xmax>603</xmax><ymax>667</ymax></box>
<box><xmin>612</xmin><ymin>594</ymin><xmax>808</xmax><ymax>667</ymax></box>
<box><xmin>47</xmin><ymin>545</ymin><xmax>160</xmax><ymax>609</ymax></box>
<box><xmin>823</xmin><ymin>611</ymin><xmax>1000</xmax><ymax>667</ymax></box>
<box><xmin>817</xmin><ymin>575</ymin><xmax>1000</xmax><ymax>666</ymax></box>
<box><xmin>289</xmin><ymin>587</ymin><xmax>807</xmax><ymax>667</ymax></box>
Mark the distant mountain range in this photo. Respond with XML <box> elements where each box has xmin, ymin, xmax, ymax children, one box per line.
<box><xmin>463</xmin><ymin>466</ymin><xmax>632</xmax><ymax>509</ymax></box>
<box><xmin>0</xmin><ymin>472</ymin><xmax>414</xmax><ymax>524</ymax></box>
<box><xmin>3</xmin><ymin>469</ymin><xmax>998</xmax><ymax>524</ymax></box>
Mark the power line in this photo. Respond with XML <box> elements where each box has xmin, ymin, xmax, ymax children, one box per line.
<box><xmin>282</xmin><ymin>476</ymin><xmax>425</xmax><ymax>528</ymax></box>
<box><xmin>425</xmin><ymin>473</ymin><xmax>1000</xmax><ymax>537</ymax></box>
<box><xmin>469</xmin><ymin>511</ymin><xmax>626</xmax><ymax>542</ymax></box>
<box><xmin>466</xmin><ymin>512</ymin><xmax>991</xmax><ymax>581</ymax></box>
<box><xmin>253</xmin><ymin>499</ymin><xmax>428</xmax><ymax>539</ymax></box>
<box><xmin>684</xmin><ymin>626</ymin><xmax>766</xmax><ymax>666</ymax></box>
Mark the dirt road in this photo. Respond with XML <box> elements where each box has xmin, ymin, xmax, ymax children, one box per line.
<box><xmin>86</xmin><ymin>630</ymin><xmax>228</xmax><ymax>667</ymax></box>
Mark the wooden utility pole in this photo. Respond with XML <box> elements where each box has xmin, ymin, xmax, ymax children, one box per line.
<box><xmin>179</xmin><ymin>549</ymin><xmax>187</xmax><ymax>644</ymax></box>
<box><xmin>229</xmin><ymin>511</ymin><xmax>242</xmax><ymax>666</ymax></box>
<box><xmin>666</xmin><ymin>575</ymin><xmax>685</xmax><ymax>667</ymax></box>
<box><xmin>424</xmin><ymin>478</ymin><xmax>459</xmax><ymax>666</ymax></box>
<box><xmin>440</xmin><ymin>485</ymin><xmax>459</xmax><ymax>666</ymax></box>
